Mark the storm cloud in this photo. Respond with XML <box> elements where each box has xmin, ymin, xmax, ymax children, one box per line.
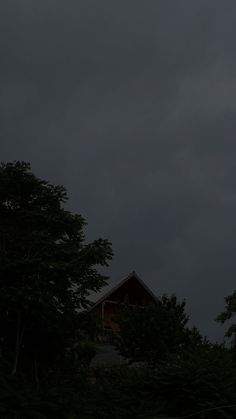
<box><xmin>1</xmin><ymin>0</ymin><xmax>236</xmax><ymax>340</ymax></box>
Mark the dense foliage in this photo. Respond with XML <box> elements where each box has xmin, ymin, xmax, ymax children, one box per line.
<box><xmin>115</xmin><ymin>295</ymin><xmax>205</xmax><ymax>364</ymax></box>
<box><xmin>154</xmin><ymin>345</ymin><xmax>236</xmax><ymax>418</ymax></box>
<box><xmin>217</xmin><ymin>290</ymin><xmax>236</xmax><ymax>349</ymax></box>
<box><xmin>1</xmin><ymin>348</ymin><xmax>236</xmax><ymax>419</ymax></box>
<box><xmin>0</xmin><ymin>161</ymin><xmax>112</xmax><ymax>380</ymax></box>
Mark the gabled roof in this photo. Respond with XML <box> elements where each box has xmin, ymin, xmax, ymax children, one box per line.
<box><xmin>87</xmin><ymin>271</ymin><xmax>157</xmax><ymax>312</ymax></box>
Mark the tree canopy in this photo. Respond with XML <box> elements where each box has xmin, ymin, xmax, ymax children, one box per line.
<box><xmin>0</xmin><ymin>161</ymin><xmax>113</xmax><ymax>378</ymax></box>
<box><xmin>217</xmin><ymin>290</ymin><xmax>236</xmax><ymax>348</ymax></box>
<box><xmin>115</xmin><ymin>295</ymin><xmax>205</xmax><ymax>365</ymax></box>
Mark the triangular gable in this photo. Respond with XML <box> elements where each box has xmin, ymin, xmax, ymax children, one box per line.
<box><xmin>88</xmin><ymin>271</ymin><xmax>157</xmax><ymax>312</ymax></box>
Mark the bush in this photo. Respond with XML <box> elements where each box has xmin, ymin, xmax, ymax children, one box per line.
<box><xmin>154</xmin><ymin>346</ymin><xmax>236</xmax><ymax>418</ymax></box>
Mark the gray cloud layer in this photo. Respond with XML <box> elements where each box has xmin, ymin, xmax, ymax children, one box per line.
<box><xmin>1</xmin><ymin>1</ymin><xmax>236</xmax><ymax>340</ymax></box>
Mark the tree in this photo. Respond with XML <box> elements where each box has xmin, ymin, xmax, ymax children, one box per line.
<box><xmin>217</xmin><ymin>291</ymin><xmax>236</xmax><ymax>348</ymax></box>
<box><xmin>154</xmin><ymin>345</ymin><xmax>236</xmax><ymax>418</ymax></box>
<box><xmin>115</xmin><ymin>295</ymin><xmax>205</xmax><ymax>365</ymax></box>
<box><xmin>0</xmin><ymin>161</ymin><xmax>113</xmax><ymax>380</ymax></box>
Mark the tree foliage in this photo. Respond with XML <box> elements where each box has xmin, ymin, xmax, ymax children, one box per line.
<box><xmin>1</xmin><ymin>348</ymin><xmax>236</xmax><ymax>419</ymax></box>
<box><xmin>0</xmin><ymin>161</ymin><xmax>113</xmax><ymax>379</ymax></box>
<box><xmin>217</xmin><ymin>291</ymin><xmax>236</xmax><ymax>348</ymax></box>
<box><xmin>154</xmin><ymin>345</ymin><xmax>236</xmax><ymax>418</ymax></box>
<box><xmin>115</xmin><ymin>295</ymin><xmax>205</xmax><ymax>365</ymax></box>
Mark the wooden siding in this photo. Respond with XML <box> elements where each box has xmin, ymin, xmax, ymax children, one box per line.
<box><xmin>90</xmin><ymin>274</ymin><xmax>157</xmax><ymax>334</ymax></box>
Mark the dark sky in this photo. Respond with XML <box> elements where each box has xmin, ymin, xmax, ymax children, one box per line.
<box><xmin>1</xmin><ymin>0</ymin><xmax>236</xmax><ymax>341</ymax></box>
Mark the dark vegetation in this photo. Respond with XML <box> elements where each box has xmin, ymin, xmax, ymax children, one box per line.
<box><xmin>0</xmin><ymin>161</ymin><xmax>236</xmax><ymax>418</ymax></box>
<box><xmin>115</xmin><ymin>296</ymin><xmax>206</xmax><ymax>365</ymax></box>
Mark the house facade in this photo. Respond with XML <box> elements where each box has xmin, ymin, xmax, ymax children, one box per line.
<box><xmin>88</xmin><ymin>271</ymin><xmax>157</xmax><ymax>344</ymax></box>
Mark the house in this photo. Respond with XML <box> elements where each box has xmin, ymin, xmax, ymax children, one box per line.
<box><xmin>88</xmin><ymin>271</ymin><xmax>157</xmax><ymax>344</ymax></box>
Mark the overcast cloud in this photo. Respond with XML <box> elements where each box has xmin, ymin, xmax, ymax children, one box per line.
<box><xmin>1</xmin><ymin>1</ymin><xmax>236</xmax><ymax>341</ymax></box>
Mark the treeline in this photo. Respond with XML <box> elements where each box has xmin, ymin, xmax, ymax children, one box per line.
<box><xmin>0</xmin><ymin>162</ymin><xmax>236</xmax><ymax>419</ymax></box>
